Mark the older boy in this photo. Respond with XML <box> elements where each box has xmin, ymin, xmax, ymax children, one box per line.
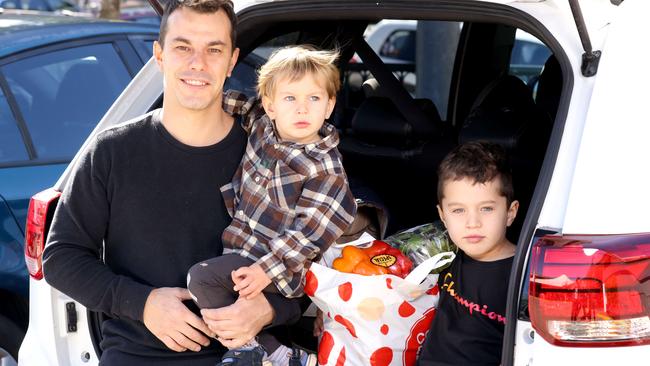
<box><xmin>187</xmin><ymin>46</ymin><xmax>356</xmax><ymax>366</ymax></box>
<box><xmin>417</xmin><ymin>141</ymin><xmax>519</xmax><ymax>366</ymax></box>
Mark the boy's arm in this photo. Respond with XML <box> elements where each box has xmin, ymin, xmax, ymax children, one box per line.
<box><xmin>256</xmin><ymin>174</ymin><xmax>357</xmax><ymax>295</ymax></box>
<box><xmin>221</xmin><ymin>90</ymin><xmax>265</xmax><ymax>131</ymax></box>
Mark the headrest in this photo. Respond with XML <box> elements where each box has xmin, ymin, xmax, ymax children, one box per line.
<box><xmin>460</xmin><ymin>75</ymin><xmax>546</xmax><ymax>154</ymax></box>
<box><xmin>536</xmin><ymin>55</ymin><xmax>562</xmax><ymax>121</ymax></box>
<box><xmin>351</xmin><ymin>96</ymin><xmax>412</xmax><ymax>145</ymax></box>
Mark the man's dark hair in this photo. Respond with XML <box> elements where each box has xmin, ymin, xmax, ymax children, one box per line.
<box><xmin>158</xmin><ymin>0</ymin><xmax>237</xmax><ymax>49</ymax></box>
<box><xmin>437</xmin><ymin>141</ymin><xmax>515</xmax><ymax>205</ymax></box>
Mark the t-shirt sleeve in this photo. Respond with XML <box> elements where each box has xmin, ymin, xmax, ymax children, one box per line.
<box><xmin>42</xmin><ymin>133</ymin><xmax>153</xmax><ymax>322</ymax></box>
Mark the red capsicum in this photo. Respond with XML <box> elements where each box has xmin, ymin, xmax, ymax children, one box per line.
<box><xmin>332</xmin><ymin>240</ymin><xmax>413</xmax><ymax>278</ymax></box>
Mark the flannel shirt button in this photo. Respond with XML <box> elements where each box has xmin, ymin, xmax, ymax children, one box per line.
<box><xmin>255</xmin><ymin>176</ymin><xmax>260</xmax><ymax>183</ymax></box>
<box><xmin>274</xmin><ymin>144</ymin><xmax>279</xmax><ymax>149</ymax></box>
<box><xmin>237</xmin><ymin>210</ymin><xmax>244</xmax><ymax>216</ymax></box>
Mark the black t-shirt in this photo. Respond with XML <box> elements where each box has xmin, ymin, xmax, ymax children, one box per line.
<box><xmin>417</xmin><ymin>251</ymin><xmax>513</xmax><ymax>366</ymax></box>
<box><xmin>42</xmin><ymin>110</ymin><xmax>300</xmax><ymax>360</ymax></box>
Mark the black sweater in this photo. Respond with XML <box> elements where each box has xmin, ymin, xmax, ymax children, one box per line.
<box><xmin>43</xmin><ymin>109</ymin><xmax>301</xmax><ymax>358</ymax></box>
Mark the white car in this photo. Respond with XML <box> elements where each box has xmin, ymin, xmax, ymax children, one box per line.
<box><xmin>17</xmin><ymin>0</ymin><xmax>650</xmax><ymax>365</ymax></box>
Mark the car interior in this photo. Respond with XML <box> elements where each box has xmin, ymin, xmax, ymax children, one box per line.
<box><xmin>89</xmin><ymin>12</ymin><xmax>565</xmax><ymax>355</ymax></box>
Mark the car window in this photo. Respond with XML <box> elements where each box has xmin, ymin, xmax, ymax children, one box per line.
<box><xmin>509</xmin><ymin>30</ymin><xmax>551</xmax><ymax>84</ymax></box>
<box><xmin>2</xmin><ymin>43</ymin><xmax>131</xmax><ymax>161</ymax></box>
<box><xmin>226</xmin><ymin>32</ymin><xmax>300</xmax><ymax>95</ymax></box>
<box><xmin>379</xmin><ymin>30</ymin><xmax>416</xmax><ymax>62</ymax></box>
<box><xmin>0</xmin><ymin>86</ymin><xmax>29</xmax><ymax>163</ymax></box>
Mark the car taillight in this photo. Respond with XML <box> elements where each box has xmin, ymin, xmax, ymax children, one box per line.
<box><xmin>24</xmin><ymin>188</ymin><xmax>61</xmax><ymax>280</ymax></box>
<box><xmin>529</xmin><ymin>233</ymin><xmax>650</xmax><ymax>347</ymax></box>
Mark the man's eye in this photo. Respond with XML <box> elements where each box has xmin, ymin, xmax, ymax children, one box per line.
<box><xmin>309</xmin><ymin>96</ymin><xmax>321</xmax><ymax>101</ymax></box>
<box><xmin>209</xmin><ymin>48</ymin><xmax>223</xmax><ymax>54</ymax></box>
<box><xmin>176</xmin><ymin>45</ymin><xmax>190</xmax><ymax>52</ymax></box>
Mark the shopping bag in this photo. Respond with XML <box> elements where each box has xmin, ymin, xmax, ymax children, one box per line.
<box><xmin>305</xmin><ymin>251</ymin><xmax>455</xmax><ymax>366</ymax></box>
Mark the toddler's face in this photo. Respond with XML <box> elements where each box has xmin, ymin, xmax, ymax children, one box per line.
<box><xmin>437</xmin><ymin>177</ymin><xmax>518</xmax><ymax>261</ymax></box>
<box><xmin>262</xmin><ymin>73</ymin><xmax>335</xmax><ymax>144</ymax></box>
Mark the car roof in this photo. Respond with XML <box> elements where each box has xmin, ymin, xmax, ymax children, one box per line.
<box><xmin>0</xmin><ymin>12</ymin><xmax>159</xmax><ymax>56</ymax></box>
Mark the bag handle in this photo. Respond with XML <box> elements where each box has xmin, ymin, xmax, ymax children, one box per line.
<box><xmin>404</xmin><ymin>251</ymin><xmax>456</xmax><ymax>285</ymax></box>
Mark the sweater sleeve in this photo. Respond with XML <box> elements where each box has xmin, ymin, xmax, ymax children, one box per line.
<box><xmin>42</xmin><ymin>134</ymin><xmax>153</xmax><ymax>322</ymax></box>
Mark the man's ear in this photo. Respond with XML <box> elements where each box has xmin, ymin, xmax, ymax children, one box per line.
<box><xmin>437</xmin><ymin>204</ymin><xmax>447</xmax><ymax>228</ymax></box>
<box><xmin>227</xmin><ymin>47</ymin><xmax>240</xmax><ymax>77</ymax></box>
<box><xmin>262</xmin><ymin>96</ymin><xmax>276</xmax><ymax>120</ymax></box>
<box><xmin>153</xmin><ymin>41</ymin><xmax>163</xmax><ymax>70</ymax></box>
<box><xmin>506</xmin><ymin>200</ymin><xmax>520</xmax><ymax>227</ymax></box>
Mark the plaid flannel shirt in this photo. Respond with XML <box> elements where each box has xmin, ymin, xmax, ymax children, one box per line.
<box><xmin>221</xmin><ymin>90</ymin><xmax>357</xmax><ymax>297</ymax></box>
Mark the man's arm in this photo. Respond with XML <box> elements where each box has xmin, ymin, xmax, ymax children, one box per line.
<box><xmin>42</xmin><ymin>134</ymin><xmax>213</xmax><ymax>352</ymax></box>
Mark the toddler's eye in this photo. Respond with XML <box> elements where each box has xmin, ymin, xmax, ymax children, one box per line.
<box><xmin>309</xmin><ymin>96</ymin><xmax>321</xmax><ymax>101</ymax></box>
<box><xmin>284</xmin><ymin>96</ymin><xmax>295</xmax><ymax>101</ymax></box>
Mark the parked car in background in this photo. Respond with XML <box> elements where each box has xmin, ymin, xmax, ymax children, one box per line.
<box><xmin>0</xmin><ymin>12</ymin><xmax>157</xmax><ymax>364</ymax></box>
<box><xmin>0</xmin><ymin>0</ymin><xmax>80</xmax><ymax>13</ymax></box>
<box><xmin>18</xmin><ymin>0</ymin><xmax>650</xmax><ymax>365</ymax></box>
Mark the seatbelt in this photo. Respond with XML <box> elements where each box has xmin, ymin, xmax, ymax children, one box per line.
<box><xmin>352</xmin><ymin>36</ymin><xmax>438</xmax><ymax>137</ymax></box>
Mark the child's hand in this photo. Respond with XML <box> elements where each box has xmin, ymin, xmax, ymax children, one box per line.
<box><xmin>231</xmin><ymin>264</ymin><xmax>272</xmax><ymax>300</ymax></box>
<box><xmin>313</xmin><ymin>309</ymin><xmax>324</xmax><ymax>337</ymax></box>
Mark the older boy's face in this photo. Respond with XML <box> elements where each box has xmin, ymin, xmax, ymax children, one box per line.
<box><xmin>262</xmin><ymin>74</ymin><xmax>335</xmax><ymax>144</ymax></box>
<box><xmin>437</xmin><ymin>177</ymin><xmax>518</xmax><ymax>262</ymax></box>
<box><xmin>153</xmin><ymin>7</ymin><xmax>239</xmax><ymax>113</ymax></box>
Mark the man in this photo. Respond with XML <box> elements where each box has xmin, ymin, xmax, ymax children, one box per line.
<box><xmin>42</xmin><ymin>1</ymin><xmax>301</xmax><ymax>365</ymax></box>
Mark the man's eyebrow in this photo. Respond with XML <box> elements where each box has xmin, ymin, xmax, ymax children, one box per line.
<box><xmin>169</xmin><ymin>38</ymin><xmax>227</xmax><ymax>47</ymax></box>
<box><xmin>170</xmin><ymin>37</ymin><xmax>191</xmax><ymax>44</ymax></box>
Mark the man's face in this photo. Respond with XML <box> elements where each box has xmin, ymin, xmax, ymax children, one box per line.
<box><xmin>154</xmin><ymin>7</ymin><xmax>239</xmax><ymax>112</ymax></box>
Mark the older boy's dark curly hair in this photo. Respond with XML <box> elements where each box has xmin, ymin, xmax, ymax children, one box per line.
<box><xmin>158</xmin><ymin>0</ymin><xmax>237</xmax><ymax>49</ymax></box>
<box><xmin>437</xmin><ymin>141</ymin><xmax>515</xmax><ymax>205</ymax></box>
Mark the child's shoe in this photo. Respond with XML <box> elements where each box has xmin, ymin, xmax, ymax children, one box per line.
<box><xmin>288</xmin><ymin>347</ymin><xmax>317</xmax><ymax>366</ymax></box>
<box><xmin>216</xmin><ymin>346</ymin><xmax>265</xmax><ymax>366</ymax></box>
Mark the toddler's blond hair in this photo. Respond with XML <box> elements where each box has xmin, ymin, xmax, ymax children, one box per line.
<box><xmin>257</xmin><ymin>45</ymin><xmax>340</xmax><ymax>100</ymax></box>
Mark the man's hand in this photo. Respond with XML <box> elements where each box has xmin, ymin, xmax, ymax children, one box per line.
<box><xmin>231</xmin><ymin>264</ymin><xmax>272</xmax><ymax>300</ymax></box>
<box><xmin>201</xmin><ymin>293</ymin><xmax>274</xmax><ymax>349</ymax></box>
<box><xmin>143</xmin><ymin>287</ymin><xmax>215</xmax><ymax>352</ymax></box>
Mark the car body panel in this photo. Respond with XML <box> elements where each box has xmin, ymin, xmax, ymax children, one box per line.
<box><xmin>562</xmin><ymin>0</ymin><xmax>650</xmax><ymax>235</ymax></box>
<box><xmin>0</xmin><ymin>15</ymin><xmax>158</xmax><ymax>56</ymax></box>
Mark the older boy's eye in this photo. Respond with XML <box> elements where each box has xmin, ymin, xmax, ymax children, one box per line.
<box><xmin>451</xmin><ymin>208</ymin><xmax>464</xmax><ymax>214</ymax></box>
<box><xmin>481</xmin><ymin>207</ymin><xmax>494</xmax><ymax>212</ymax></box>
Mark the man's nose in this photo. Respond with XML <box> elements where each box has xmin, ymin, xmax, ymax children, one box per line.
<box><xmin>189</xmin><ymin>51</ymin><xmax>206</xmax><ymax>70</ymax></box>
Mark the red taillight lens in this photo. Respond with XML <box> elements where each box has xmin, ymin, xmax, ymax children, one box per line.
<box><xmin>24</xmin><ymin>188</ymin><xmax>61</xmax><ymax>280</ymax></box>
<box><xmin>529</xmin><ymin>233</ymin><xmax>650</xmax><ymax>347</ymax></box>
